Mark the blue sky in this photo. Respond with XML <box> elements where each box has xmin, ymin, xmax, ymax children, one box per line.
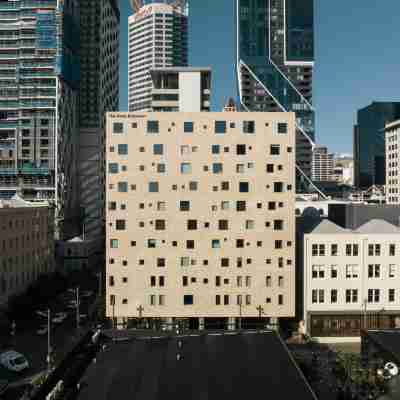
<box><xmin>119</xmin><ymin>1</ymin><xmax>400</xmax><ymax>154</ymax></box>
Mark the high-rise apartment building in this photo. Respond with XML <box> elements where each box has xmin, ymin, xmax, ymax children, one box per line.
<box><xmin>0</xmin><ymin>0</ymin><xmax>80</xmax><ymax>238</ymax></box>
<box><xmin>128</xmin><ymin>1</ymin><xmax>188</xmax><ymax>112</ymax></box>
<box><xmin>312</xmin><ymin>146</ymin><xmax>334</xmax><ymax>182</ymax></box>
<box><xmin>150</xmin><ymin>67</ymin><xmax>211</xmax><ymax>112</ymax></box>
<box><xmin>106</xmin><ymin>112</ymin><xmax>296</xmax><ymax>327</ymax></box>
<box><xmin>0</xmin><ymin>0</ymin><xmax>120</xmax><ymax>240</ymax></box>
<box><xmin>385</xmin><ymin>119</ymin><xmax>400</xmax><ymax>204</ymax></box>
<box><xmin>78</xmin><ymin>0</ymin><xmax>120</xmax><ymax>243</ymax></box>
<box><xmin>236</xmin><ymin>0</ymin><xmax>315</xmax><ymax>185</ymax></box>
<box><xmin>354</xmin><ymin>102</ymin><xmax>400</xmax><ymax>190</ymax></box>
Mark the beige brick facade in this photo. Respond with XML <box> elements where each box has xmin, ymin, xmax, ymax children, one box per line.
<box><xmin>0</xmin><ymin>199</ymin><xmax>55</xmax><ymax>306</ymax></box>
<box><xmin>106</xmin><ymin>112</ymin><xmax>295</xmax><ymax>319</ymax></box>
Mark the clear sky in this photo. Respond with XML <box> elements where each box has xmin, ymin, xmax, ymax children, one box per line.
<box><xmin>119</xmin><ymin>1</ymin><xmax>400</xmax><ymax>154</ymax></box>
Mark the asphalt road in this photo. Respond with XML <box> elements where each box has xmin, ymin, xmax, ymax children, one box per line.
<box><xmin>0</xmin><ymin>290</ymin><xmax>97</xmax><ymax>386</ymax></box>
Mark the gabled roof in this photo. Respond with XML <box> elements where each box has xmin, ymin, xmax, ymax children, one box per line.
<box><xmin>311</xmin><ymin>219</ymin><xmax>350</xmax><ymax>234</ymax></box>
<box><xmin>356</xmin><ymin>219</ymin><xmax>400</xmax><ymax>234</ymax></box>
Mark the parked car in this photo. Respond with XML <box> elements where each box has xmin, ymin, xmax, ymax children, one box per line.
<box><xmin>36</xmin><ymin>326</ymin><xmax>48</xmax><ymax>336</ymax></box>
<box><xmin>0</xmin><ymin>351</ymin><xmax>29</xmax><ymax>372</ymax></box>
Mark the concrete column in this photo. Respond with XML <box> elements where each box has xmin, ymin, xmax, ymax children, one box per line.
<box><xmin>199</xmin><ymin>317</ymin><xmax>205</xmax><ymax>331</ymax></box>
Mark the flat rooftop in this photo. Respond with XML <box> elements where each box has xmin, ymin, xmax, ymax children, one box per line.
<box><xmin>151</xmin><ymin>66</ymin><xmax>212</xmax><ymax>74</ymax></box>
<box><xmin>77</xmin><ymin>330</ymin><xmax>317</xmax><ymax>400</ymax></box>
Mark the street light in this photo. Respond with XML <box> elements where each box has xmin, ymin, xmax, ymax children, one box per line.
<box><xmin>137</xmin><ymin>305</ymin><xmax>144</xmax><ymax>329</ymax></box>
<box><xmin>47</xmin><ymin>308</ymin><xmax>52</xmax><ymax>374</ymax></box>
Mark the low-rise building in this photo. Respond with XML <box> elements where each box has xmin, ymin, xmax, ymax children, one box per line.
<box><xmin>304</xmin><ymin>219</ymin><xmax>400</xmax><ymax>340</ymax></box>
<box><xmin>0</xmin><ymin>196</ymin><xmax>55</xmax><ymax>306</ymax></box>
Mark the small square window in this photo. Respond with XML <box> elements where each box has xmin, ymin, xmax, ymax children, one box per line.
<box><xmin>270</xmin><ymin>145</ymin><xmax>280</xmax><ymax>155</ymax></box>
<box><xmin>181</xmin><ymin>163</ymin><xmax>192</xmax><ymax>174</ymax></box>
<box><xmin>213</xmin><ymin>163</ymin><xmax>223</xmax><ymax>174</ymax></box>
<box><xmin>132</xmin><ymin>122</ymin><xmax>137</xmax><ymax>128</ymax></box>
<box><xmin>266</xmin><ymin>164</ymin><xmax>274</xmax><ymax>173</ymax></box>
<box><xmin>221</xmin><ymin>258</ymin><xmax>229</xmax><ymax>267</ymax></box>
<box><xmin>221</xmin><ymin>181</ymin><xmax>230</xmax><ymax>191</ymax></box>
<box><xmin>189</xmin><ymin>181</ymin><xmax>198</xmax><ymax>191</ymax></box>
<box><xmin>149</xmin><ymin>182</ymin><xmax>159</xmax><ymax>192</ymax></box>
<box><xmin>237</xmin><ymin>144</ymin><xmax>246</xmax><ymax>155</ymax></box>
<box><xmin>243</xmin><ymin>120</ymin><xmax>255</xmax><ymax>134</ymax></box>
<box><xmin>157</xmin><ymin>164</ymin><xmax>166</xmax><ymax>173</ymax></box>
<box><xmin>155</xmin><ymin>220</ymin><xmax>166</xmax><ymax>230</ymax></box>
<box><xmin>147</xmin><ymin>120</ymin><xmax>159</xmax><ymax>133</ymax></box>
<box><xmin>131</xmin><ymin>241</ymin><xmax>136</xmax><ymax>247</ymax></box>
<box><xmin>277</xmin><ymin>122</ymin><xmax>287</xmax><ymax>134</ymax></box>
<box><xmin>113</xmin><ymin>122</ymin><xmax>124</xmax><ymax>134</ymax></box>
<box><xmin>116</xmin><ymin>220</ymin><xmax>126</xmax><ymax>230</ymax></box>
<box><xmin>239</xmin><ymin>182</ymin><xmax>249</xmax><ymax>193</ymax></box>
<box><xmin>212</xmin><ymin>145</ymin><xmax>220</xmax><ymax>154</ymax></box>
<box><xmin>139</xmin><ymin>146</ymin><xmax>145</xmax><ymax>152</ymax></box>
<box><xmin>118</xmin><ymin>144</ymin><xmax>128</xmax><ymax>155</ymax></box>
<box><xmin>215</xmin><ymin>120</ymin><xmax>226</xmax><ymax>134</ymax></box>
<box><xmin>186</xmin><ymin>240</ymin><xmax>195</xmax><ymax>249</ymax></box>
<box><xmin>118</xmin><ymin>182</ymin><xmax>128</xmax><ymax>192</ymax></box>
<box><xmin>184</xmin><ymin>121</ymin><xmax>194</xmax><ymax>133</ymax></box>
<box><xmin>184</xmin><ymin>295</ymin><xmax>193</xmax><ymax>305</ymax></box>
<box><xmin>108</xmin><ymin>163</ymin><xmax>119</xmax><ymax>174</ymax></box>
<box><xmin>224</xmin><ymin>146</ymin><xmax>230</xmax><ymax>153</ymax></box>
<box><xmin>218</xmin><ymin>220</ymin><xmax>229</xmax><ymax>230</ymax></box>
<box><xmin>187</xmin><ymin>220</ymin><xmax>198</xmax><ymax>230</ymax></box>
<box><xmin>153</xmin><ymin>144</ymin><xmax>163</xmax><ymax>155</ymax></box>
<box><xmin>180</xmin><ymin>201</ymin><xmax>190</xmax><ymax>211</ymax></box>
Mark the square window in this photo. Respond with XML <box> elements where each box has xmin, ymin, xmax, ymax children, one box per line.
<box><xmin>108</xmin><ymin>202</ymin><xmax>116</xmax><ymax>210</ymax></box>
<box><xmin>266</xmin><ymin>164</ymin><xmax>274</xmax><ymax>173</ymax></box>
<box><xmin>237</xmin><ymin>144</ymin><xmax>246</xmax><ymax>155</ymax></box>
<box><xmin>236</xmin><ymin>201</ymin><xmax>246</xmax><ymax>211</ymax></box>
<box><xmin>221</xmin><ymin>201</ymin><xmax>230</xmax><ymax>210</ymax></box>
<box><xmin>181</xmin><ymin>145</ymin><xmax>190</xmax><ymax>155</ymax></box>
<box><xmin>148</xmin><ymin>239</ymin><xmax>156</xmax><ymax>248</ymax></box>
<box><xmin>184</xmin><ymin>121</ymin><xmax>194</xmax><ymax>133</ymax></box>
<box><xmin>212</xmin><ymin>239</ymin><xmax>220</xmax><ymax>248</ymax></box>
<box><xmin>218</xmin><ymin>220</ymin><xmax>229</xmax><ymax>230</ymax></box>
<box><xmin>153</xmin><ymin>144</ymin><xmax>163</xmax><ymax>155</ymax></box>
<box><xmin>189</xmin><ymin>181</ymin><xmax>198</xmax><ymax>191</ymax></box>
<box><xmin>236</xmin><ymin>164</ymin><xmax>245</xmax><ymax>173</ymax></box>
<box><xmin>270</xmin><ymin>145</ymin><xmax>280</xmax><ymax>155</ymax></box>
<box><xmin>139</xmin><ymin>146</ymin><xmax>145</xmax><ymax>152</ymax></box>
<box><xmin>187</xmin><ymin>220</ymin><xmax>198</xmax><ymax>230</ymax></box>
<box><xmin>243</xmin><ymin>120</ymin><xmax>255</xmax><ymax>134</ymax></box>
<box><xmin>108</xmin><ymin>163</ymin><xmax>119</xmax><ymax>174</ymax></box>
<box><xmin>239</xmin><ymin>182</ymin><xmax>249</xmax><ymax>192</ymax></box>
<box><xmin>157</xmin><ymin>258</ymin><xmax>165</xmax><ymax>267</ymax></box>
<box><xmin>147</xmin><ymin>120</ymin><xmax>159</xmax><ymax>133</ymax></box>
<box><xmin>155</xmin><ymin>220</ymin><xmax>166</xmax><ymax>230</ymax></box>
<box><xmin>224</xmin><ymin>146</ymin><xmax>230</xmax><ymax>153</ymax></box>
<box><xmin>149</xmin><ymin>182</ymin><xmax>159</xmax><ymax>192</ymax></box>
<box><xmin>274</xmin><ymin>182</ymin><xmax>284</xmax><ymax>193</ymax></box>
<box><xmin>110</xmin><ymin>239</ymin><xmax>118</xmax><ymax>248</ymax></box>
<box><xmin>246</xmin><ymin>220</ymin><xmax>254</xmax><ymax>229</ymax></box>
<box><xmin>215</xmin><ymin>120</ymin><xmax>226</xmax><ymax>134</ymax></box>
<box><xmin>113</xmin><ymin>122</ymin><xmax>124</xmax><ymax>134</ymax></box>
<box><xmin>181</xmin><ymin>163</ymin><xmax>192</xmax><ymax>174</ymax></box>
<box><xmin>274</xmin><ymin>220</ymin><xmax>283</xmax><ymax>230</ymax></box>
<box><xmin>277</xmin><ymin>122</ymin><xmax>287</xmax><ymax>134</ymax></box>
<box><xmin>157</xmin><ymin>163</ymin><xmax>166</xmax><ymax>173</ymax></box>
<box><xmin>186</xmin><ymin>240</ymin><xmax>195</xmax><ymax>249</ymax></box>
<box><xmin>116</xmin><ymin>220</ymin><xmax>126</xmax><ymax>230</ymax></box>
<box><xmin>132</xmin><ymin>122</ymin><xmax>137</xmax><ymax>128</ymax></box>
<box><xmin>268</xmin><ymin>202</ymin><xmax>276</xmax><ymax>210</ymax></box>
<box><xmin>118</xmin><ymin>144</ymin><xmax>128</xmax><ymax>155</ymax></box>
<box><xmin>131</xmin><ymin>241</ymin><xmax>136</xmax><ymax>247</ymax></box>
<box><xmin>118</xmin><ymin>182</ymin><xmax>128</xmax><ymax>192</ymax></box>
<box><xmin>213</xmin><ymin>163</ymin><xmax>223</xmax><ymax>174</ymax></box>
<box><xmin>221</xmin><ymin>258</ymin><xmax>229</xmax><ymax>267</ymax></box>
<box><xmin>236</xmin><ymin>239</ymin><xmax>244</xmax><ymax>248</ymax></box>
<box><xmin>180</xmin><ymin>201</ymin><xmax>190</xmax><ymax>211</ymax></box>
<box><xmin>184</xmin><ymin>295</ymin><xmax>193</xmax><ymax>305</ymax></box>
<box><xmin>221</xmin><ymin>181</ymin><xmax>230</xmax><ymax>191</ymax></box>
<box><xmin>212</xmin><ymin>145</ymin><xmax>220</xmax><ymax>154</ymax></box>
<box><xmin>109</xmin><ymin>146</ymin><xmax>115</xmax><ymax>152</ymax></box>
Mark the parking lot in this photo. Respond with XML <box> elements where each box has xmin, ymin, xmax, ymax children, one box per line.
<box><xmin>0</xmin><ymin>287</ymin><xmax>97</xmax><ymax>386</ymax></box>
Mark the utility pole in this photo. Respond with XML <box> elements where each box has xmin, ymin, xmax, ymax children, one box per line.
<box><xmin>76</xmin><ymin>287</ymin><xmax>80</xmax><ymax>331</ymax></box>
<box><xmin>47</xmin><ymin>309</ymin><xmax>51</xmax><ymax>374</ymax></box>
<box><xmin>137</xmin><ymin>305</ymin><xmax>144</xmax><ymax>328</ymax></box>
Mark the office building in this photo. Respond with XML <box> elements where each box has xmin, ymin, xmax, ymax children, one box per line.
<box><xmin>236</xmin><ymin>0</ymin><xmax>315</xmax><ymax>183</ymax></box>
<box><xmin>0</xmin><ymin>196</ymin><xmax>54</xmax><ymax>306</ymax></box>
<box><xmin>311</xmin><ymin>146</ymin><xmax>334</xmax><ymax>182</ymax></box>
<box><xmin>78</xmin><ymin>0</ymin><xmax>120</xmax><ymax>244</ymax></box>
<box><xmin>385</xmin><ymin>119</ymin><xmax>400</xmax><ymax>205</ymax></box>
<box><xmin>150</xmin><ymin>67</ymin><xmax>211</xmax><ymax>112</ymax></box>
<box><xmin>106</xmin><ymin>112</ymin><xmax>296</xmax><ymax>327</ymax></box>
<box><xmin>304</xmin><ymin>219</ymin><xmax>400</xmax><ymax>339</ymax></box>
<box><xmin>128</xmin><ymin>1</ymin><xmax>188</xmax><ymax>112</ymax></box>
<box><xmin>333</xmin><ymin>155</ymin><xmax>354</xmax><ymax>186</ymax></box>
<box><xmin>0</xmin><ymin>0</ymin><xmax>82</xmax><ymax>239</ymax></box>
<box><xmin>354</xmin><ymin>102</ymin><xmax>400</xmax><ymax>189</ymax></box>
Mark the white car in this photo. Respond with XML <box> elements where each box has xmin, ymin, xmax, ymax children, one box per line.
<box><xmin>0</xmin><ymin>351</ymin><xmax>29</xmax><ymax>372</ymax></box>
<box><xmin>37</xmin><ymin>326</ymin><xmax>48</xmax><ymax>335</ymax></box>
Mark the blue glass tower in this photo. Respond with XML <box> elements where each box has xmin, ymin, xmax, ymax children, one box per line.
<box><xmin>237</xmin><ymin>0</ymin><xmax>315</xmax><ymax>185</ymax></box>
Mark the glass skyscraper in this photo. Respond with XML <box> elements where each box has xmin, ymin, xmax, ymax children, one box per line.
<box><xmin>354</xmin><ymin>102</ymin><xmax>400</xmax><ymax>189</ymax></box>
<box><xmin>237</xmin><ymin>0</ymin><xmax>315</xmax><ymax>186</ymax></box>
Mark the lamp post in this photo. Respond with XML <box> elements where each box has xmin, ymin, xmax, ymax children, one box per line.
<box><xmin>137</xmin><ymin>305</ymin><xmax>144</xmax><ymax>328</ymax></box>
<box><xmin>256</xmin><ymin>305</ymin><xmax>264</xmax><ymax>329</ymax></box>
<box><xmin>363</xmin><ymin>298</ymin><xmax>367</xmax><ymax>330</ymax></box>
<box><xmin>46</xmin><ymin>309</ymin><xmax>52</xmax><ymax>374</ymax></box>
<box><xmin>76</xmin><ymin>287</ymin><xmax>80</xmax><ymax>332</ymax></box>
<box><xmin>238</xmin><ymin>296</ymin><xmax>242</xmax><ymax>330</ymax></box>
